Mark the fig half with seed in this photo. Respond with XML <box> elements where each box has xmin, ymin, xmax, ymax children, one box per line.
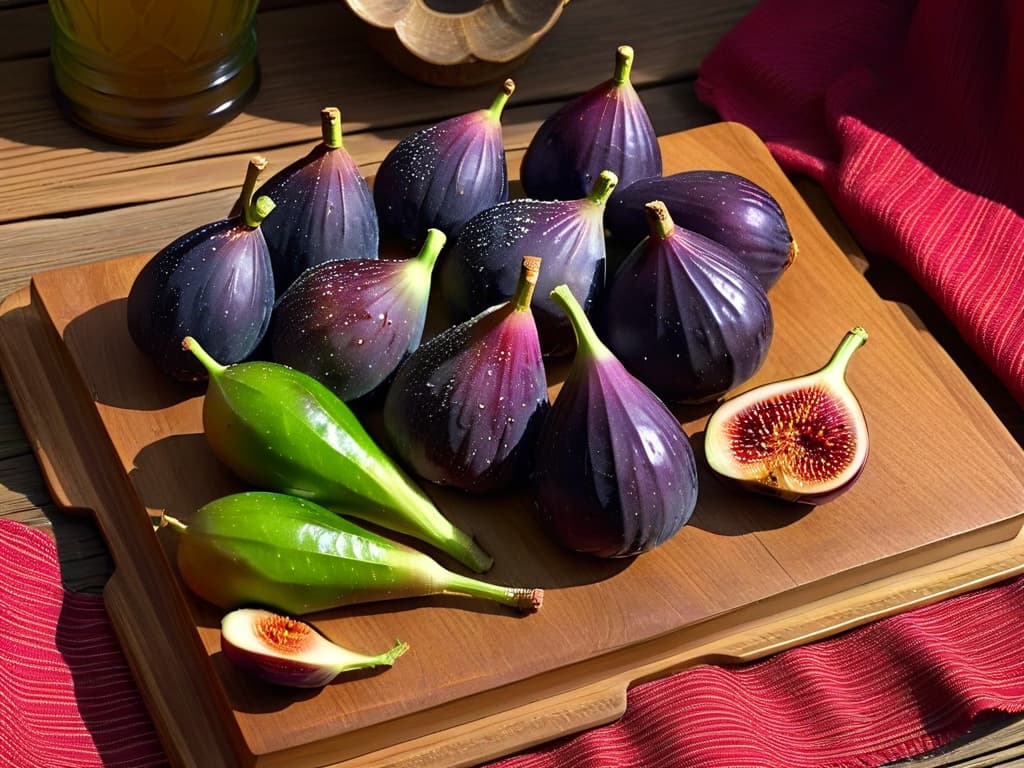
<box><xmin>704</xmin><ymin>327</ymin><xmax>869</xmax><ymax>504</ymax></box>
<box><xmin>221</xmin><ymin>608</ymin><xmax>408</xmax><ymax>688</ymax></box>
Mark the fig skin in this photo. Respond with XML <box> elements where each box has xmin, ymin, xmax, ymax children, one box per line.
<box><xmin>384</xmin><ymin>257</ymin><xmax>548</xmax><ymax>493</ymax></box>
<box><xmin>521</xmin><ymin>45</ymin><xmax>661</xmax><ymax>201</ymax></box>
<box><xmin>268</xmin><ymin>229</ymin><xmax>446</xmax><ymax>401</ymax></box>
<box><xmin>126</xmin><ymin>157</ymin><xmax>275</xmax><ymax>381</ymax></box>
<box><xmin>534</xmin><ymin>285</ymin><xmax>698</xmax><ymax>558</ymax></box>
<box><xmin>256</xmin><ymin>108</ymin><xmax>379</xmax><ymax>296</ymax></box>
<box><xmin>220</xmin><ymin>608</ymin><xmax>408</xmax><ymax>689</ymax></box>
<box><xmin>440</xmin><ymin>171</ymin><xmax>617</xmax><ymax>357</ymax></box>
<box><xmin>603</xmin><ymin>201</ymin><xmax>774</xmax><ymax>404</ymax></box>
<box><xmin>374</xmin><ymin>79</ymin><xmax>514</xmax><ymax>243</ymax></box>
<box><xmin>606</xmin><ymin>170</ymin><xmax>797</xmax><ymax>289</ymax></box>
<box><xmin>704</xmin><ymin>327</ymin><xmax>870</xmax><ymax>504</ymax></box>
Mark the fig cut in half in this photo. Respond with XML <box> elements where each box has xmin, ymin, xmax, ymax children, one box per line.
<box><xmin>704</xmin><ymin>327</ymin><xmax>869</xmax><ymax>504</ymax></box>
<box><xmin>221</xmin><ymin>608</ymin><xmax>408</xmax><ymax>689</ymax></box>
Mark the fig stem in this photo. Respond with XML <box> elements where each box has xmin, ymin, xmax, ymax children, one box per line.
<box><xmin>643</xmin><ymin>200</ymin><xmax>675</xmax><ymax>239</ymax></box>
<box><xmin>321</xmin><ymin>107</ymin><xmax>343</xmax><ymax>149</ymax></box>
<box><xmin>487</xmin><ymin>79</ymin><xmax>516</xmax><ymax>121</ymax></box>
<box><xmin>440</xmin><ymin>572</ymin><xmax>543</xmax><ymax>614</ymax></box>
<box><xmin>240</xmin><ymin>156</ymin><xmax>269</xmax><ymax>228</ymax></box>
<box><xmin>513</xmin><ymin>256</ymin><xmax>541</xmax><ymax>311</ymax></box>
<box><xmin>162</xmin><ymin>514</ymin><xmax>187</xmax><ymax>532</ymax></box>
<box><xmin>415</xmin><ymin>228</ymin><xmax>447</xmax><ymax>273</ymax></box>
<box><xmin>550</xmin><ymin>284</ymin><xmax>611</xmax><ymax>361</ymax></box>
<box><xmin>823</xmin><ymin>327</ymin><xmax>869</xmax><ymax>381</ymax></box>
<box><xmin>182</xmin><ymin>336</ymin><xmax>227</xmax><ymax>378</ymax></box>
<box><xmin>613</xmin><ymin>45</ymin><xmax>634</xmax><ymax>86</ymax></box>
<box><xmin>586</xmin><ymin>170</ymin><xmax>619</xmax><ymax>207</ymax></box>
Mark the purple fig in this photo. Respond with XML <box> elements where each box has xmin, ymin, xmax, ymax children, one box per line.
<box><xmin>440</xmin><ymin>170</ymin><xmax>617</xmax><ymax>357</ymax></box>
<box><xmin>606</xmin><ymin>170</ymin><xmax>797</xmax><ymax>289</ymax></box>
<box><xmin>704</xmin><ymin>327</ymin><xmax>869</xmax><ymax>504</ymax></box>
<box><xmin>384</xmin><ymin>257</ymin><xmax>548</xmax><ymax>493</ymax></box>
<box><xmin>220</xmin><ymin>608</ymin><xmax>408</xmax><ymax>689</ymax></box>
<box><xmin>603</xmin><ymin>201</ymin><xmax>773</xmax><ymax>404</ymax></box>
<box><xmin>268</xmin><ymin>229</ymin><xmax>446</xmax><ymax>401</ymax></box>
<box><xmin>521</xmin><ymin>45</ymin><xmax>661</xmax><ymax>201</ymax></box>
<box><xmin>255</xmin><ymin>107</ymin><xmax>379</xmax><ymax>296</ymax></box>
<box><xmin>126</xmin><ymin>157</ymin><xmax>276</xmax><ymax>381</ymax></box>
<box><xmin>373</xmin><ymin>79</ymin><xmax>514</xmax><ymax>242</ymax></box>
<box><xmin>535</xmin><ymin>284</ymin><xmax>698</xmax><ymax>558</ymax></box>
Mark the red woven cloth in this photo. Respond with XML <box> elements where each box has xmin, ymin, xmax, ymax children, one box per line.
<box><xmin>694</xmin><ymin>0</ymin><xmax>1024</xmax><ymax>407</ymax></box>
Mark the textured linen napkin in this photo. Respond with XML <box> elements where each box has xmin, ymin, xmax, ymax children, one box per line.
<box><xmin>694</xmin><ymin>0</ymin><xmax>1024</xmax><ymax>407</ymax></box>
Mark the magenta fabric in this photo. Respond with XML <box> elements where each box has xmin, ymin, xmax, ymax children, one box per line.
<box><xmin>695</xmin><ymin>0</ymin><xmax>1024</xmax><ymax>406</ymax></box>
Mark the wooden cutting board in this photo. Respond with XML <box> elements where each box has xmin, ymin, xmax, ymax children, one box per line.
<box><xmin>2</xmin><ymin>122</ymin><xmax>1024</xmax><ymax>768</ymax></box>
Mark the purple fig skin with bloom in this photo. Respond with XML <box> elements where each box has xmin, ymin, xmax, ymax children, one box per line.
<box><xmin>127</xmin><ymin>157</ymin><xmax>276</xmax><ymax>381</ymax></box>
<box><xmin>255</xmin><ymin>107</ymin><xmax>379</xmax><ymax>296</ymax></box>
<box><xmin>535</xmin><ymin>284</ymin><xmax>698</xmax><ymax>558</ymax></box>
<box><xmin>521</xmin><ymin>45</ymin><xmax>661</xmax><ymax>201</ymax></box>
<box><xmin>440</xmin><ymin>170</ymin><xmax>617</xmax><ymax>357</ymax></box>
<box><xmin>268</xmin><ymin>229</ymin><xmax>446</xmax><ymax>401</ymax></box>
<box><xmin>603</xmin><ymin>201</ymin><xmax>773</xmax><ymax>404</ymax></box>
<box><xmin>374</xmin><ymin>80</ymin><xmax>515</xmax><ymax>243</ymax></box>
<box><xmin>384</xmin><ymin>257</ymin><xmax>548</xmax><ymax>493</ymax></box>
<box><xmin>606</xmin><ymin>170</ymin><xmax>797</xmax><ymax>289</ymax></box>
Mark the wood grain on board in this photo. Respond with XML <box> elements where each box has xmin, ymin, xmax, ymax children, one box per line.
<box><xmin>2</xmin><ymin>123</ymin><xmax>1023</xmax><ymax>767</ymax></box>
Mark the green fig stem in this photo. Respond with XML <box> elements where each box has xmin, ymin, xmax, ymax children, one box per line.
<box><xmin>321</xmin><ymin>107</ymin><xmax>343</xmax><ymax>149</ymax></box>
<box><xmin>162</xmin><ymin>514</ymin><xmax>187</xmax><ymax>532</ymax></box>
<box><xmin>644</xmin><ymin>200</ymin><xmax>675</xmax><ymax>239</ymax></box>
<box><xmin>182</xmin><ymin>336</ymin><xmax>227</xmax><ymax>377</ymax></box>
<box><xmin>613</xmin><ymin>44</ymin><xmax>634</xmax><ymax>86</ymax></box>
<box><xmin>586</xmin><ymin>170</ymin><xmax>618</xmax><ymax>207</ymax></box>
<box><xmin>366</xmin><ymin>639</ymin><xmax>410</xmax><ymax>668</ymax></box>
<box><xmin>240</xmin><ymin>156</ymin><xmax>269</xmax><ymax>228</ymax></box>
<box><xmin>513</xmin><ymin>256</ymin><xmax>541</xmax><ymax>311</ymax></box>
<box><xmin>440</xmin><ymin>571</ymin><xmax>543</xmax><ymax>614</ymax></box>
<box><xmin>550</xmin><ymin>284</ymin><xmax>612</xmax><ymax>361</ymax></box>
<box><xmin>822</xmin><ymin>327</ymin><xmax>868</xmax><ymax>382</ymax></box>
<box><xmin>486</xmin><ymin>79</ymin><xmax>515</xmax><ymax>121</ymax></box>
<box><xmin>415</xmin><ymin>228</ymin><xmax>447</xmax><ymax>273</ymax></box>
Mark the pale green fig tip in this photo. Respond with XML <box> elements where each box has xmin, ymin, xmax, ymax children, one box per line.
<box><xmin>321</xmin><ymin>107</ymin><xmax>343</xmax><ymax>149</ymax></box>
<box><xmin>513</xmin><ymin>256</ymin><xmax>541</xmax><ymax>311</ymax></box>
<box><xmin>487</xmin><ymin>79</ymin><xmax>515</xmax><ymax>121</ymax></box>
<box><xmin>182</xmin><ymin>336</ymin><xmax>228</xmax><ymax>377</ymax></box>
<box><xmin>416</xmin><ymin>228</ymin><xmax>447</xmax><ymax>271</ymax></box>
<box><xmin>644</xmin><ymin>200</ymin><xmax>675</xmax><ymax>239</ymax></box>
<box><xmin>587</xmin><ymin>170</ymin><xmax>618</xmax><ymax>207</ymax></box>
<box><xmin>247</xmin><ymin>195</ymin><xmax>275</xmax><ymax>227</ymax></box>
<box><xmin>162</xmin><ymin>514</ymin><xmax>187</xmax><ymax>532</ymax></box>
<box><xmin>549</xmin><ymin>283</ymin><xmax>608</xmax><ymax>359</ymax></box>
<box><xmin>613</xmin><ymin>45</ymin><xmax>635</xmax><ymax>85</ymax></box>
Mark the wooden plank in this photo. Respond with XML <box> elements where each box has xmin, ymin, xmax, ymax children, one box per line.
<box><xmin>6</xmin><ymin>123</ymin><xmax>1024</xmax><ymax>767</ymax></box>
<box><xmin>0</xmin><ymin>0</ymin><xmax>754</xmax><ymax>223</ymax></box>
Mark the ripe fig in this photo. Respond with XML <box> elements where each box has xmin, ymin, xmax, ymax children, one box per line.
<box><xmin>165</xmin><ymin>492</ymin><xmax>543</xmax><ymax>615</ymax></box>
<box><xmin>606</xmin><ymin>170</ymin><xmax>797</xmax><ymax>289</ymax></box>
<box><xmin>704</xmin><ymin>327</ymin><xmax>869</xmax><ymax>504</ymax></box>
<box><xmin>384</xmin><ymin>257</ymin><xmax>548</xmax><ymax>493</ymax></box>
<box><xmin>440</xmin><ymin>170</ymin><xmax>617</xmax><ymax>357</ymax></box>
<box><xmin>534</xmin><ymin>285</ymin><xmax>698</xmax><ymax>558</ymax></box>
<box><xmin>603</xmin><ymin>201</ymin><xmax>773</xmax><ymax>404</ymax></box>
<box><xmin>183</xmin><ymin>337</ymin><xmax>493</xmax><ymax>573</ymax></box>
<box><xmin>127</xmin><ymin>157</ymin><xmax>276</xmax><ymax>381</ymax></box>
<box><xmin>520</xmin><ymin>45</ymin><xmax>661</xmax><ymax>201</ymax></box>
<box><xmin>255</xmin><ymin>108</ymin><xmax>379</xmax><ymax>296</ymax></box>
<box><xmin>268</xmin><ymin>229</ymin><xmax>446</xmax><ymax>401</ymax></box>
<box><xmin>220</xmin><ymin>608</ymin><xmax>408</xmax><ymax>689</ymax></box>
<box><xmin>374</xmin><ymin>79</ymin><xmax>515</xmax><ymax>243</ymax></box>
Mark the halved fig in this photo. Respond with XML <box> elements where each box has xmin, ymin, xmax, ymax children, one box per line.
<box><xmin>220</xmin><ymin>608</ymin><xmax>408</xmax><ymax>688</ymax></box>
<box><xmin>704</xmin><ymin>327</ymin><xmax>869</xmax><ymax>504</ymax></box>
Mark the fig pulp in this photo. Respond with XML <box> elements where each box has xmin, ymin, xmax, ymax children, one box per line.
<box><xmin>440</xmin><ymin>171</ymin><xmax>617</xmax><ymax>357</ymax></box>
<box><xmin>384</xmin><ymin>257</ymin><xmax>548</xmax><ymax>493</ymax></box>
<box><xmin>184</xmin><ymin>337</ymin><xmax>493</xmax><ymax>573</ymax></box>
<box><xmin>520</xmin><ymin>45</ymin><xmax>661</xmax><ymax>201</ymax></box>
<box><xmin>268</xmin><ymin>229</ymin><xmax>446</xmax><ymax>401</ymax></box>
<box><xmin>127</xmin><ymin>157</ymin><xmax>275</xmax><ymax>381</ymax></box>
<box><xmin>534</xmin><ymin>285</ymin><xmax>698</xmax><ymax>558</ymax></box>
<box><xmin>256</xmin><ymin>107</ymin><xmax>379</xmax><ymax>296</ymax></box>
<box><xmin>220</xmin><ymin>608</ymin><xmax>408</xmax><ymax>688</ymax></box>
<box><xmin>374</xmin><ymin>79</ymin><xmax>515</xmax><ymax>243</ymax></box>
<box><xmin>166</xmin><ymin>493</ymin><xmax>542</xmax><ymax>615</ymax></box>
<box><xmin>606</xmin><ymin>170</ymin><xmax>797</xmax><ymax>289</ymax></box>
<box><xmin>603</xmin><ymin>201</ymin><xmax>773</xmax><ymax>404</ymax></box>
<box><xmin>704</xmin><ymin>327</ymin><xmax>870</xmax><ymax>504</ymax></box>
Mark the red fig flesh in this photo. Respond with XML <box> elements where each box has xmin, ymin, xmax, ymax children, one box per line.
<box><xmin>704</xmin><ymin>327</ymin><xmax>869</xmax><ymax>504</ymax></box>
<box><xmin>220</xmin><ymin>608</ymin><xmax>407</xmax><ymax>688</ymax></box>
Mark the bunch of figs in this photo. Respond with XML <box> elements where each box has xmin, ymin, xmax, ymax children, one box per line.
<box><xmin>129</xmin><ymin>43</ymin><xmax>871</xmax><ymax>684</ymax></box>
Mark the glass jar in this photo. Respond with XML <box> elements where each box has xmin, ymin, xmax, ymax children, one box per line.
<box><xmin>49</xmin><ymin>0</ymin><xmax>261</xmax><ymax>145</ymax></box>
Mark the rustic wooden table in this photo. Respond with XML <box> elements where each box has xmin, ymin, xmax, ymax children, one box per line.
<box><xmin>1</xmin><ymin>1</ymin><xmax>1023</xmax><ymax>766</ymax></box>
